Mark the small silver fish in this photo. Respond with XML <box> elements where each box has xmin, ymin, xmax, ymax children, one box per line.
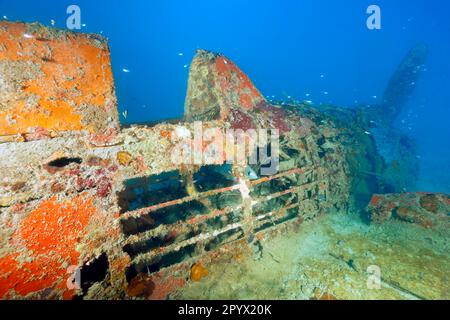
<box><xmin>246</xmin><ymin>166</ymin><xmax>259</xmax><ymax>180</ymax></box>
<box><xmin>122</xmin><ymin>110</ymin><xmax>128</xmax><ymax>119</ymax></box>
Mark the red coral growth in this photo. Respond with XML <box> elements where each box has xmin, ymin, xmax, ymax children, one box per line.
<box><xmin>239</xmin><ymin>93</ymin><xmax>253</xmax><ymax>109</ymax></box>
<box><xmin>24</xmin><ymin>127</ymin><xmax>53</xmax><ymax>141</ymax></box>
<box><xmin>367</xmin><ymin>192</ymin><xmax>448</xmax><ymax>227</ymax></box>
<box><xmin>146</xmin><ymin>273</ymin><xmax>186</xmax><ymax>300</ymax></box>
<box><xmin>67</xmin><ymin>168</ymin><xmax>81</xmax><ymax>176</ymax></box>
<box><xmin>89</xmin><ymin>128</ymin><xmax>118</xmax><ymax>146</ymax></box>
<box><xmin>256</xmin><ymin>102</ymin><xmax>290</xmax><ymax>134</ymax></box>
<box><xmin>126</xmin><ymin>272</ymin><xmax>187</xmax><ymax>300</ymax></box>
<box><xmin>369</xmin><ymin>195</ymin><xmax>382</xmax><ymax>206</ymax></box>
<box><xmin>74</xmin><ymin>167</ymin><xmax>113</xmax><ymax>197</ymax></box>
<box><xmin>270</xmin><ymin>107</ymin><xmax>290</xmax><ymax>134</ymax></box>
<box><xmin>228</xmin><ymin>108</ymin><xmax>255</xmax><ymax>131</ymax></box>
<box><xmin>109</xmin><ymin>165</ymin><xmax>119</xmax><ymax>172</ymax></box>
<box><xmin>96</xmin><ymin>176</ymin><xmax>112</xmax><ymax>198</ymax></box>
<box><xmin>215</xmin><ymin>56</ymin><xmax>229</xmax><ymax>75</ymax></box>
<box><xmin>76</xmin><ymin>177</ymin><xmax>96</xmax><ymax>190</ymax></box>
<box><xmin>215</xmin><ymin>56</ymin><xmax>265</xmax><ymax>111</ymax></box>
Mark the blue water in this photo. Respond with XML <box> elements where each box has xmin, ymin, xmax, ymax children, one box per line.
<box><xmin>1</xmin><ymin>0</ymin><xmax>449</xmax><ymax>192</ymax></box>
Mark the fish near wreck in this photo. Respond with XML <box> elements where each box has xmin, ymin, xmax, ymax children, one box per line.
<box><xmin>0</xmin><ymin>21</ymin><xmax>441</xmax><ymax>300</ymax></box>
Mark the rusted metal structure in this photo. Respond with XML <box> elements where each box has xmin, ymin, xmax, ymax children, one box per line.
<box><xmin>0</xmin><ymin>22</ymin><xmax>432</xmax><ymax>299</ymax></box>
<box><xmin>367</xmin><ymin>192</ymin><xmax>449</xmax><ymax>227</ymax></box>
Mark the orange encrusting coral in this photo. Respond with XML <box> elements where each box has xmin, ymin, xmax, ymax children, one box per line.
<box><xmin>0</xmin><ymin>21</ymin><xmax>117</xmax><ymax>136</ymax></box>
<box><xmin>190</xmin><ymin>263</ymin><xmax>209</xmax><ymax>281</ymax></box>
<box><xmin>0</xmin><ymin>194</ymin><xmax>96</xmax><ymax>299</ymax></box>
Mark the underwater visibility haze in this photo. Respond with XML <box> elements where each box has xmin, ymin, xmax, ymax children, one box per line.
<box><xmin>0</xmin><ymin>0</ymin><xmax>449</xmax><ymax>301</ymax></box>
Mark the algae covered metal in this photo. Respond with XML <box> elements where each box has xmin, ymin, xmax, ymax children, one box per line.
<box><xmin>0</xmin><ymin>22</ymin><xmax>446</xmax><ymax>300</ymax></box>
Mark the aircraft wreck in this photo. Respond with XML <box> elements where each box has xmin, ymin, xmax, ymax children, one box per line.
<box><xmin>0</xmin><ymin>22</ymin><xmax>447</xmax><ymax>300</ymax></box>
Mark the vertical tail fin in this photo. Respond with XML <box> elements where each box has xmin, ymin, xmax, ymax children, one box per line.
<box><xmin>381</xmin><ymin>43</ymin><xmax>428</xmax><ymax>123</ymax></box>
